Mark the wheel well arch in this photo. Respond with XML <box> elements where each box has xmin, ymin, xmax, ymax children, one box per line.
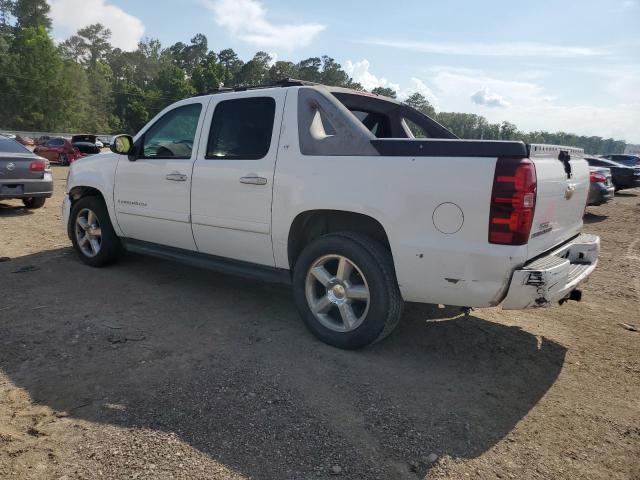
<box><xmin>68</xmin><ymin>186</ymin><xmax>105</xmax><ymax>203</ymax></box>
<box><xmin>287</xmin><ymin>210</ymin><xmax>392</xmax><ymax>269</ymax></box>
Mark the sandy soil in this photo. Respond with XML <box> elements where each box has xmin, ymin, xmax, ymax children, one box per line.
<box><xmin>1</xmin><ymin>166</ymin><xmax>639</xmax><ymax>480</ymax></box>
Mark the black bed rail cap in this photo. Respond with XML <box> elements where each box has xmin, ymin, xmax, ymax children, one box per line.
<box><xmin>370</xmin><ymin>139</ymin><xmax>528</xmax><ymax>158</ymax></box>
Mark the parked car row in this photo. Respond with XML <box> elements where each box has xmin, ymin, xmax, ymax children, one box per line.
<box><xmin>31</xmin><ymin>134</ymin><xmax>104</xmax><ymax>165</ymax></box>
<box><xmin>1</xmin><ymin>133</ymin><xmax>110</xmax><ymax>156</ymax></box>
<box><xmin>0</xmin><ymin>133</ymin><xmax>107</xmax><ymax>209</ymax></box>
<box><xmin>585</xmin><ymin>156</ymin><xmax>640</xmax><ymax>204</ymax></box>
<box><xmin>33</xmin><ymin>138</ymin><xmax>82</xmax><ymax>166</ymax></box>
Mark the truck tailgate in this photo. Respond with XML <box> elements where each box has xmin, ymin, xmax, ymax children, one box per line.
<box><xmin>526</xmin><ymin>144</ymin><xmax>589</xmax><ymax>259</ymax></box>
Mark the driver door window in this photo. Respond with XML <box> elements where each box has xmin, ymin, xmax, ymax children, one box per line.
<box><xmin>142</xmin><ymin>103</ymin><xmax>202</xmax><ymax>159</ymax></box>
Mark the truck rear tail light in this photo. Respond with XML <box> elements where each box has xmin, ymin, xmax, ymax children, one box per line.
<box><xmin>489</xmin><ymin>157</ymin><xmax>537</xmax><ymax>245</ymax></box>
<box><xmin>590</xmin><ymin>171</ymin><xmax>606</xmax><ymax>183</ymax></box>
<box><xmin>30</xmin><ymin>160</ymin><xmax>46</xmax><ymax>172</ymax></box>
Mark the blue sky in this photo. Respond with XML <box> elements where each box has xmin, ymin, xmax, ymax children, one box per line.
<box><xmin>48</xmin><ymin>0</ymin><xmax>640</xmax><ymax>142</ymax></box>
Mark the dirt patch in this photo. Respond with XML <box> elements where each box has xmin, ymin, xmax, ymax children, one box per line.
<box><xmin>1</xmin><ymin>167</ymin><xmax>639</xmax><ymax>479</ymax></box>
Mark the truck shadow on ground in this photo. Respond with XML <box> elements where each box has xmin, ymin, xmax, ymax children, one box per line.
<box><xmin>584</xmin><ymin>212</ymin><xmax>608</xmax><ymax>223</ymax></box>
<box><xmin>0</xmin><ymin>249</ymin><xmax>567</xmax><ymax>478</ymax></box>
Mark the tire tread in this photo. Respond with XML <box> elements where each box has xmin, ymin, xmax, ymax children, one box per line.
<box><xmin>331</xmin><ymin>232</ymin><xmax>404</xmax><ymax>343</ymax></box>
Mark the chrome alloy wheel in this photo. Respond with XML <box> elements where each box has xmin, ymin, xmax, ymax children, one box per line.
<box><xmin>305</xmin><ymin>254</ymin><xmax>370</xmax><ymax>332</ymax></box>
<box><xmin>75</xmin><ymin>208</ymin><xmax>102</xmax><ymax>257</ymax></box>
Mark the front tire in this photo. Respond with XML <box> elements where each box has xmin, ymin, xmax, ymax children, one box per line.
<box><xmin>69</xmin><ymin>196</ymin><xmax>122</xmax><ymax>267</ymax></box>
<box><xmin>292</xmin><ymin>232</ymin><xmax>403</xmax><ymax>349</ymax></box>
<box><xmin>22</xmin><ymin>197</ymin><xmax>46</xmax><ymax>209</ymax></box>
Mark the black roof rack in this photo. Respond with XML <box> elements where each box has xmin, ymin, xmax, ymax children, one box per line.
<box><xmin>198</xmin><ymin>78</ymin><xmax>320</xmax><ymax>96</ymax></box>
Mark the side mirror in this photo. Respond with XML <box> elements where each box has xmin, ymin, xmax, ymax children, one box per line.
<box><xmin>110</xmin><ymin>135</ymin><xmax>134</xmax><ymax>157</ymax></box>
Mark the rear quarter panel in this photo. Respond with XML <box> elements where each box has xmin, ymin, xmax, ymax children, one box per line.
<box><xmin>272</xmin><ymin>96</ymin><xmax>527</xmax><ymax>306</ymax></box>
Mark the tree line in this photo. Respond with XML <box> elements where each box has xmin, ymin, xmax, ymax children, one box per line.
<box><xmin>0</xmin><ymin>0</ymin><xmax>627</xmax><ymax>154</ymax></box>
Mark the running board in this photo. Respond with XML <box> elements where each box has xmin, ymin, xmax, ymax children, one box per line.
<box><xmin>121</xmin><ymin>239</ymin><xmax>291</xmax><ymax>285</ymax></box>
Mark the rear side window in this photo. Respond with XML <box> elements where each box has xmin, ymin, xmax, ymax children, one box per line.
<box><xmin>0</xmin><ymin>137</ymin><xmax>30</xmax><ymax>153</ymax></box>
<box><xmin>206</xmin><ymin>97</ymin><xmax>275</xmax><ymax>160</ymax></box>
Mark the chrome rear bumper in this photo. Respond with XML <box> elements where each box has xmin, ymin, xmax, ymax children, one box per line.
<box><xmin>502</xmin><ymin>233</ymin><xmax>600</xmax><ymax>309</ymax></box>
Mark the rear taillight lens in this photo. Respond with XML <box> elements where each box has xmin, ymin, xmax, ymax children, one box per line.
<box><xmin>489</xmin><ymin>157</ymin><xmax>537</xmax><ymax>245</ymax></box>
<box><xmin>590</xmin><ymin>172</ymin><xmax>606</xmax><ymax>183</ymax></box>
<box><xmin>30</xmin><ymin>160</ymin><xmax>45</xmax><ymax>172</ymax></box>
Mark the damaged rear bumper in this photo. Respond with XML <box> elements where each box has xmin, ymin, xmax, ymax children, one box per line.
<box><xmin>502</xmin><ymin>233</ymin><xmax>600</xmax><ymax>309</ymax></box>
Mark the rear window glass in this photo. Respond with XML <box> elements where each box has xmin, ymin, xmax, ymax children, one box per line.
<box><xmin>72</xmin><ymin>135</ymin><xmax>95</xmax><ymax>143</ymax></box>
<box><xmin>50</xmin><ymin>138</ymin><xmax>64</xmax><ymax>146</ymax></box>
<box><xmin>206</xmin><ymin>97</ymin><xmax>275</xmax><ymax>160</ymax></box>
<box><xmin>402</xmin><ymin>118</ymin><xmax>428</xmax><ymax>138</ymax></box>
<box><xmin>0</xmin><ymin>137</ymin><xmax>30</xmax><ymax>153</ymax></box>
<box><xmin>350</xmin><ymin>110</ymin><xmax>392</xmax><ymax>138</ymax></box>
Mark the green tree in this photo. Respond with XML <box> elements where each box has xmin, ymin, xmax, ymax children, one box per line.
<box><xmin>267</xmin><ymin>61</ymin><xmax>298</xmax><ymax>83</ymax></box>
<box><xmin>165</xmin><ymin>34</ymin><xmax>208</xmax><ymax>75</ymax></box>
<box><xmin>404</xmin><ymin>92</ymin><xmax>435</xmax><ymax>117</ymax></box>
<box><xmin>149</xmin><ymin>64</ymin><xmax>195</xmax><ymax>114</ymax></box>
<box><xmin>371</xmin><ymin>86</ymin><xmax>397</xmax><ymax>98</ymax></box>
<box><xmin>191</xmin><ymin>51</ymin><xmax>223</xmax><ymax>93</ymax></box>
<box><xmin>59</xmin><ymin>60</ymin><xmax>90</xmax><ymax>131</ymax></box>
<box><xmin>85</xmin><ymin>61</ymin><xmax>115</xmax><ymax>132</ymax></box>
<box><xmin>0</xmin><ymin>0</ymin><xmax>14</xmax><ymax>31</ymax></box>
<box><xmin>3</xmin><ymin>26</ymin><xmax>66</xmax><ymax>130</ymax></box>
<box><xmin>12</xmin><ymin>0</ymin><xmax>49</xmax><ymax>29</ymax></box>
<box><xmin>499</xmin><ymin>121</ymin><xmax>518</xmax><ymax>140</ymax></box>
<box><xmin>296</xmin><ymin>57</ymin><xmax>322</xmax><ymax>82</ymax></box>
<box><xmin>218</xmin><ymin>48</ymin><xmax>243</xmax><ymax>86</ymax></box>
<box><xmin>234</xmin><ymin>51</ymin><xmax>271</xmax><ymax>87</ymax></box>
<box><xmin>319</xmin><ymin>56</ymin><xmax>350</xmax><ymax>87</ymax></box>
<box><xmin>60</xmin><ymin>23</ymin><xmax>112</xmax><ymax>67</ymax></box>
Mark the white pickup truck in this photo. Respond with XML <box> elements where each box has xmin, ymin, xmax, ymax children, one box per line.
<box><xmin>63</xmin><ymin>80</ymin><xmax>600</xmax><ymax>349</ymax></box>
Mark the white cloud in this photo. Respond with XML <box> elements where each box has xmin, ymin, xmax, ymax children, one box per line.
<box><xmin>397</xmin><ymin>78</ymin><xmax>439</xmax><ymax>109</ymax></box>
<box><xmin>343</xmin><ymin>59</ymin><xmax>439</xmax><ymax>109</ymax></box>
<box><xmin>471</xmin><ymin>87</ymin><xmax>510</xmax><ymax>108</ymax></box>
<box><xmin>343</xmin><ymin>59</ymin><xmax>399</xmax><ymax>92</ymax></box>
<box><xmin>48</xmin><ymin>0</ymin><xmax>144</xmax><ymax>51</ymax></box>
<box><xmin>362</xmin><ymin>39</ymin><xmax>606</xmax><ymax>58</ymax></box>
<box><xmin>203</xmin><ymin>0</ymin><xmax>325</xmax><ymax>50</ymax></box>
<box><xmin>428</xmin><ymin>66</ymin><xmax>640</xmax><ymax>143</ymax></box>
<box><xmin>429</xmin><ymin>67</ymin><xmax>553</xmax><ymax>108</ymax></box>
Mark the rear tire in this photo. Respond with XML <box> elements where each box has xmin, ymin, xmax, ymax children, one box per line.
<box><xmin>292</xmin><ymin>232</ymin><xmax>403</xmax><ymax>349</ymax></box>
<box><xmin>69</xmin><ymin>195</ymin><xmax>122</xmax><ymax>267</ymax></box>
<box><xmin>58</xmin><ymin>153</ymin><xmax>69</xmax><ymax>166</ymax></box>
<box><xmin>22</xmin><ymin>197</ymin><xmax>46</xmax><ymax>209</ymax></box>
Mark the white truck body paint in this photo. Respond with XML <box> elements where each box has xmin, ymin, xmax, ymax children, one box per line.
<box><xmin>64</xmin><ymin>85</ymin><xmax>599</xmax><ymax>309</ymax></box>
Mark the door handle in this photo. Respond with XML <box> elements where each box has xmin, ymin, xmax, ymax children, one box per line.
<box><xmin>240</xmin><ymin>175</ymin><xmax>267</xmax><ymax>185</ymax></box>
<box><xmin>166</xmin><ymin>172</ymin><xmax>187</xmax><ymax>182</ymax></box>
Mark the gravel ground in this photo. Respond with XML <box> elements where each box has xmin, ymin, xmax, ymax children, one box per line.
<box><xmin>1</xmin><ymin>165</ymin><xmax>639</xmax><ymax>480</ymax></box>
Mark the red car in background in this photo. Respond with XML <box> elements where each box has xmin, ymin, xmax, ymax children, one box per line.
<box><xmin>33</xmin><ymin>137</ymin><xmax>82</xmax><ymax>166</ymax></box>
<box><xmin>15</xmin><ymin>135</ymin><xmax>34</xmax><ymax>146</ymax></box>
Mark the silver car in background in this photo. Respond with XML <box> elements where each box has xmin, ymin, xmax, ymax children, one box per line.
<box><xmin>0</xmin><ymin>137</ymin><xmax>53</xmax><ymax>209</ymax></box>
